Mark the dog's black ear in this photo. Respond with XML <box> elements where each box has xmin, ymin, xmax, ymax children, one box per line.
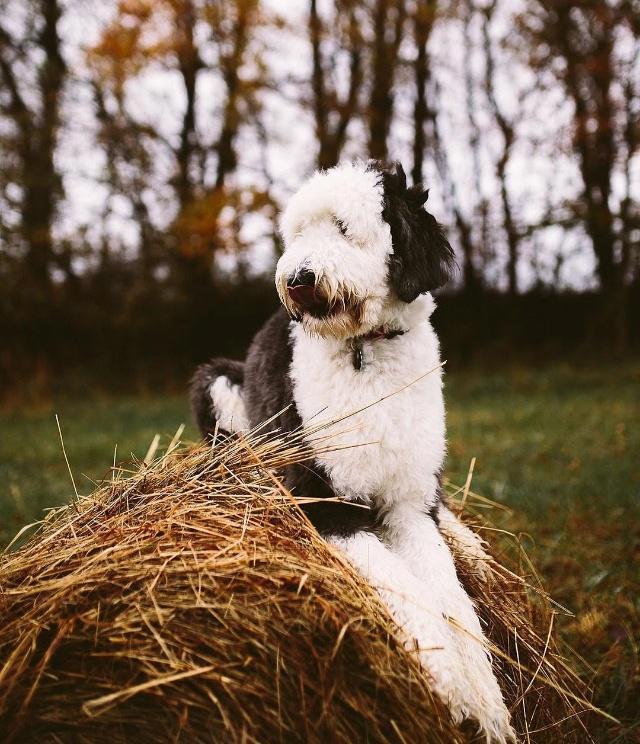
<box><xmin>381</xmin><ymin>162</ymin><xmax>456</xmax><ymax>303</ymax></box>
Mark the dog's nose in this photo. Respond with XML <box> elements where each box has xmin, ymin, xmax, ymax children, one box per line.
<box><xmin>287</xmin><ymin>268</ymin><xmax>316</xmax><ymax>287</ymax></box>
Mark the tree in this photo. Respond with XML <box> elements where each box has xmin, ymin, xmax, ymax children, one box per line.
<box><xmin>481</xmin><ymin>0</ymin><xmax>519</xmax><ymax>295</ymax></box>
<box><xmin>410</xmin><ymin>0</ymin><xmax>437</xmax><ymax>185</ymax></box>
<box><xmin>307</xmin><ymin>0</ymin><xmax>408</xmax><ymax>167</ymax></box>
<box><xmin>309</xmin><ymin>0</ymin><xmax>363</xmax><ymax>169</ymax></box>
<box><xmin>519</xmin><ymin>0</ymin><xmax>640</xmax><ymax>345</ymax></box>
<box><xmin>88</xmin><ymin>0</ymin><xmax>270</xmax><ymax>298</ymax></box>
<box><xmin>0</xmin><ymin>0</ymin><xmax>66</xmax><ymax>303</ymax></box>
<box><xmin>367</xmin><ymin>0</ymin><xmax>407</xmax><ymax>160</ymax></box>
<box><xmin>422</xmin><ymin>0</ymin><xmax>485</xmax><ymax>293</ymax></box>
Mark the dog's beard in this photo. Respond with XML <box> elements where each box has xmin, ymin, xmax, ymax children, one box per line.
<box><xmin>301</xmin><ymin>304</ymin><xmax>366</xmax><ymax>340</ymax></box>
<box><xmin>277</xmin><ymin>275</ymin><xmax>374</xmax><ymax>340</ymax></box>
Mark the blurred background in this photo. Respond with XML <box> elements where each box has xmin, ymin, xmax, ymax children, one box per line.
<box><xmin>0</xmin><ymin>0</ymin><xmax>638</xmax><ymax>737</ymax></box>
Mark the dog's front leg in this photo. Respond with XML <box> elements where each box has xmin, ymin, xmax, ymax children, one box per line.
<box><xmin>328</xmin><ymin>531</ymin><xmax>478</xmax><ymax>717</ymax></box>
<box><xmin>384</xmin><ymin>505</ymin><xmax>516</xmax><ymax>744</ymax></box>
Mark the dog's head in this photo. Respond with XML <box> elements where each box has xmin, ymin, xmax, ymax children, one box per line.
<box><xmin>276</xmin><ymin>160</ymin><xmax>455</xmax><ymax>339</ymax></box>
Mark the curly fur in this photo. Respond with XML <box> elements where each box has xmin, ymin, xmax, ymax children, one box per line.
<box><xmin>190</xmin><ymin>161</ymin><xmax>515</xmax><ymax>743</ymax></box>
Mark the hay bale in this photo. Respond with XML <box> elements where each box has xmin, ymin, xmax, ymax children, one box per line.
<box><xmin>0</xmin><ymin>433</ymin><xmax>594</xmax><ymax>742</ymax></box>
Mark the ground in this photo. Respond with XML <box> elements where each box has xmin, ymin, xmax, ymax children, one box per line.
<box><xmin>1</xmin><ymin>363</ymin><xmax>638</xmax><ymax>740</ymax></box>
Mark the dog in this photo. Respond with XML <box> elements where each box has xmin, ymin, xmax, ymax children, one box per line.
<box><xmin>191</xmin><ymin>161</ymin><xmax>515</xmax><ymax>742</ymax></box>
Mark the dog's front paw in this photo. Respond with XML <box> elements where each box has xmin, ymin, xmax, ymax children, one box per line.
<box><xmin>460</xmin><ymin>693</ymin><xmax>516</xmax><ymax>744</ymax></box>
<box><xmin>407</xmin><ymin>603</ymin><xmax>515</xmax><ymax>743</ymax></box>
<box><xmin>449</xmin><ymin>648</ymin><xmax>516</xmax><ymax>744</ymax></box>
<box><xmin>418</xmin><ymin>643</ymin><xmax>515</xmax><ymax>743</ymax></box>
<box><xmin>484</xmin><ymin>704</ymin><xmax>517</xmax><ymax>744</ymax></box>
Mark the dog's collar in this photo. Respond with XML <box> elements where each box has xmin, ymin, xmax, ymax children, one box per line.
<box><xmin>349</xmin><ymin>327</ymin><xmax>406</xmax><ymax>370</ymax></box>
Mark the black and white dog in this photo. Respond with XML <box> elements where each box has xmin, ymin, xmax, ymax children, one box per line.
<box><xmin>191</xmin><ymin>161</ymin><xmax>515</xmax><ymax>742</ymax></box>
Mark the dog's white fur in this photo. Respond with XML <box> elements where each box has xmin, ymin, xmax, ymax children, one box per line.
<box><xmin>209</xmin><ymin>377</ymin><xmax>249</xmax><ymax>433</ymax></box>
<box><xmin>288</xmin><ymin>295</ymin><xmax>442</xmax><ymax>507</ymax></box>
<box><xmin>276</xmin><ymin>162</ymin><xmax>404</xmax><ymax>340</ymax></box>
<box><xmin>214</xmin><ymin>162</ymin><xmax>515</xmax><ymax>742</ymax></box>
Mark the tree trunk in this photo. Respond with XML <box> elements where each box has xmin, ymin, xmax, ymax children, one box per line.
<box><xmin>310</xmin><ymin>0</ymin><xmax>329</xmax><ymax>167</ymax></box>
<box><xmin>20</xmin><ymin>0</ymin><xmax>65</xmax><ymax>301</ymax></box>
<box><xmin>427</xmin><ymin>80</ymin><xmax>482</xmax><ymax>293</ymax></box>
<box><xmin>310</xmin><ymin>0</ymin><xmax>361</xmax><ymax>169</ymax></box>
<box><xmin>176</xmin><ymin>0</ymin><xmax>200</xmax><ymax>209</ymax></box>
<box><xmin>481</xmin><ymin>1</ymin><xmax>518</xmax><ymax>294</ymax></box>
<box><xmin>411</xmin><ymin>1</ymin><xmax>437</xmax><ymax>185</ymax></box>
<box><xmin>554</xmin><ymin>3</ymin><xmax>627</xmax><ymax>349</ymax></box>
<box><xmin>368</xmin><ymin>0</ymin><xmax>405</xmax><ymax>161</ymax></box>
<box><xmin>216</xmin><ymin>0</ymin><xmax>258</xmax><ymax>188</ymax></box>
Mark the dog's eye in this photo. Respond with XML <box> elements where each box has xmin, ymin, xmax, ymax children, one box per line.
<box><xmin>335</xmin><ymin>219</ymin><xmax>348</xmax><ymax>237</ymax></box>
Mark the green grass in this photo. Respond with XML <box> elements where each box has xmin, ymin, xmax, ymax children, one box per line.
<box><xmin>0</xmin><ymin>394</ymin><xmax>197</xmax><ymax>546</ymax></box>
<box><xmin>1</xmin><ymin>364</ymin><xmax>638</xmax><ymax>739</ymax></box>
<box><xmin>446</xmin><ymin>364</ymin><xmax>640</xmax><ymax>741</ymax></box>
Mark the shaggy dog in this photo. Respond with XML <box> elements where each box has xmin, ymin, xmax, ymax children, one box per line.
<box><xmin>191</xmin><ymin>161</ymin><xmax>515</xmax><ymax>742</ymax></box>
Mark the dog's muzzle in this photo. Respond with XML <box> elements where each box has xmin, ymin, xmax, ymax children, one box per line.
<box><xmin>286</xmin><ymin>270</ymin><xmax>332</xmax><ymax>318</ymax></box>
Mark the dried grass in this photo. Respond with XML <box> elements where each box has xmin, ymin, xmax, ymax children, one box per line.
<box><xmin>0</xmin><ymin>429</ymin><xmax>602</xmax><ymax>742</ymax></box>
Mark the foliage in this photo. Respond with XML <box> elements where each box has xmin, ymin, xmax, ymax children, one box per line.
<box><xmin>1</xmin><ymin>0</ymin><xmax>639</xmax><ymax>376</ymax></box>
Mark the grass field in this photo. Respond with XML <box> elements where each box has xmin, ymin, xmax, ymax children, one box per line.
<box><xmin>1</xmin><ymin>363</ymin><xmax>638</xmax><ymax>739</ymax></box>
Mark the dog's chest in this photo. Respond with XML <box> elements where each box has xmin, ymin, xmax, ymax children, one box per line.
<box><xmin>289</xmin><ymin>323</ymin><xmax>446</xmax><ymax>505</ymax></box>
